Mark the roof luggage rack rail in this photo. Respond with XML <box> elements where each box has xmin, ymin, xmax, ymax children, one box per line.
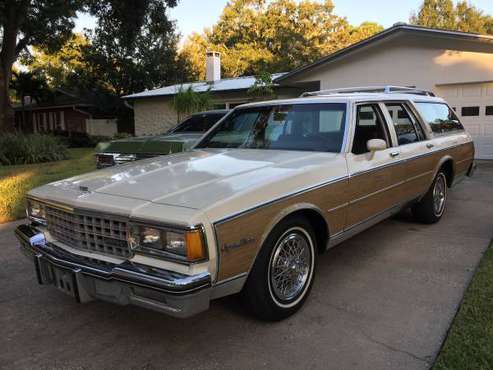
<box><xmin>301</xmin><ymin>85</ymin><xmax>436</xmax><ymax>97</ymax></box>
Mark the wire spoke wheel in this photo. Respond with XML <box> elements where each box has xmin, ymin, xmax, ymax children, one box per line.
<box><xmin>433</xmin><ymin>173</ymin><xmax>447</xmax><ymax>216</ymax></box>
<box><xmin>269</xmin><ymin>229</ymin><xmax>313</xmax><ymax>304</ymax></box>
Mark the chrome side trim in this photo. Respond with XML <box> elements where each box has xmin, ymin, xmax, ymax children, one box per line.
<box><xmin>349</xmin><ymin>180</ymin><xmax>405</xmax><ymax>205</ymax></box>
<box><xmin>213</xmin><ymin>175</ymin><xmax>348</xmax><ymax>225</ymax></box>
<box><xmin>349</xmin><ymin>141</ymin><xmax>471</xmax><ymax>178</ymax></box>
<box><xmin>327</xmin><ymin>196</ymin><xmax>418</xmax><ymax>249</ymax></box>
<box><xmin>210</xmin><ymin>273</ymin><xmax>248</xmax><ymax>299</ymax></box>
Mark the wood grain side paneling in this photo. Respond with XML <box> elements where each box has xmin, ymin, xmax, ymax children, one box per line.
<box><xmin>214</xmin><ymin>179</ymin><xmax>349</xmax><ymax>281</ymax></box>
<box><xmin>346</xmin><ymin>160</ymin><xmax>407</xmax><ymax>226</ymax></box>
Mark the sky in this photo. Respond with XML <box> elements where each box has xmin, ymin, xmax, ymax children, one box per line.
<box><xmin>75</xmin><ymin>0</ymin><xmax>493</xmax><ymax>40</ymax></box>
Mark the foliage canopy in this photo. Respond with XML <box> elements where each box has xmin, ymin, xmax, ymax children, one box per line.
<box><xmin>179</xmin><ymin>0</ymin><xmax>384</xmax><ymax>80</ymax></box>
<box><xmin>410</xmin><ymin>0</ymin><xmax>493</xmax><ymax>34</ymax></box>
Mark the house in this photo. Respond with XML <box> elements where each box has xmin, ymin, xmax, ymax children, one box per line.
<box><xmin>15</xmin><ymin>89</ymin><xmax>118</xmax><ymax>137</ymax></box>
<box><xmin>125</xmin><ymin>24</ymin><xmax>493</xmax><ymax>159</ymax></box>
<box><xmin>123</xmin><ymin>52</ymin><xmax>304</xmax><ymax>136</ymax></box>
<box><xmin>275</xmin><ymin>24</ymin><xmax>493</xmax><ymax>159</ymax></box>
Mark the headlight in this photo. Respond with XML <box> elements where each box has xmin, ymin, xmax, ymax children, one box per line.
<box><xmin>26</xmin><ymin>199</ymin><xmax>47</xmax><ymax>225</ymax></box>
<box><xmin>128</xmin><ymin>224</ymin><xmax>206</xmax><ymax>263</ymax></box>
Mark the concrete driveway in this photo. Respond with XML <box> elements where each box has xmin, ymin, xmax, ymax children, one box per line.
<box><xmin>1</xmin><ymin>164</ymin><xmax>492</xmax><ymax>370</ymax></box>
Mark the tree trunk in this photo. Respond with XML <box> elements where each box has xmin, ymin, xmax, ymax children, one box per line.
<box><xmin>0</xmin><ymin>65</ymin><xmax>15</xmax><ymax>132</ymax></box>
<box><xmin>0</xmin><ymin>1</ymin><xmax>25</xmax><ymax>133</ymax></box>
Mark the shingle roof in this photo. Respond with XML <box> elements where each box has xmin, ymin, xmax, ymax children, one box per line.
<box><xmin>123</xmin><ymin>73</ymin><xmax>287</xmax><ymax>100</ymax></box>
<box><xmin>275</xmin><ymin>23</ymin><xmax>493</xmax><ymax>83</ymax></box>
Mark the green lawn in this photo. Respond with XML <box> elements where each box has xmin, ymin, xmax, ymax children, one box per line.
<box><xmin>0</xmin><ymin>148</ymin><xmax>96</xmax><ymax>223</ymax></box>
<box><xmin>434</xmin><ymin>242</ymin><xmax>493</xmax><ymax>370</ymax></box>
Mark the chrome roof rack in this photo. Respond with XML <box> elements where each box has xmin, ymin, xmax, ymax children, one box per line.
<box><xmin>300</xmin><ymin>85</ymin><xmax>436</xmax><ymax>97</ymax></box>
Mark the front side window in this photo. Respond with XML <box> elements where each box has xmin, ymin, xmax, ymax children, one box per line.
<box><xmin>415</xmin><ymin>102</ymin><xmax>464</xmax><ymax>134</ymax></box>
<box><xmin>197</xmin><ymin>103</ymin><xmax>347</xmax><ymax>152</ymax></box>
<box><xmin>385</xmin><ymin>103</ymin><xmax>420</xmax><ymax>145</ymax></box>
<box><xmin>352</xmin><ymin>104</ymin><xmax>390</xmax><ymax>155</ymax></box>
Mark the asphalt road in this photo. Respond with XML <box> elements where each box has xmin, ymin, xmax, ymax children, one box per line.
<box><xmin>1</xmin><ymin>163</ymin><xmax>492</xmax><ymax>370</ymax></box>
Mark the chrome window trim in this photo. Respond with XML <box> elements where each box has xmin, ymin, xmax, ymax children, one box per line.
<box><xmin>195</xmin><ymin>101</ymin><xmax>350</xmax><ymax>154</ymax></box>
<box><xmin>411</xmin><ymin>101</ymin><xmax>466</xmax><ymax>137</ymax></box>
<box><xmin>348</xmin><ymin>101</ymin><xmax>395</xmax><ymax>153</ymax></box>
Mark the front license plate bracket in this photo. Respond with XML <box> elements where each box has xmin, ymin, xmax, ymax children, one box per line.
<box><xmin>34</xmin><ymin>256</ymin><xmax>81</xmax><ymax>303</ymax></box>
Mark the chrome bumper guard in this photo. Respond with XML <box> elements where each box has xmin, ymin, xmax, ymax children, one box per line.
<box><xmin>15</xmin><ymin>224</ymin><xmax>212</xmax><ymax>318</ymax></box>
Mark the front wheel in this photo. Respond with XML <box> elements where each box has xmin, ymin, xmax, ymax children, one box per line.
<box><xmin>242</xmin><ymin>216</ymin><xmax>317</xmax><ymax>321</ymax></box>
<box><xmin>412</xmin><ymin>171</ymin><xmax>448</xmax><ymax>224</ymax></box>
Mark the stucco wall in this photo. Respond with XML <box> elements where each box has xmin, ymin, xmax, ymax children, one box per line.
<box><xmin>283</xmin><ymin>34</ymin><xmax>493</xmax><ymax>93</ymax></box>
<box><xmin>133</xmin><ymin>97</ymin><xmax>178</xmax><ymax>136</ymax></box>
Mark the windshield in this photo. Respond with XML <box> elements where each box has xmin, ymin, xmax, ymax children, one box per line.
<box><xmin>171</xmin><ymin>113</ymin><xmax>226</xmax><ymax>133</ymax></box>
<box><xmin>197</xmin><ymin>103</ymin><xmax>347</xmax><ymax>152</ymax></box>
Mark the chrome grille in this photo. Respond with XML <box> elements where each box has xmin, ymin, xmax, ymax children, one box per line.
<box><xmin>45</xmin><ymin>206</ymin><xmax>130</xmax><ymax>258</ymax></box>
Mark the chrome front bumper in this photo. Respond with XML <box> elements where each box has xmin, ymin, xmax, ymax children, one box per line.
<box><xmin>15</xmin><ymin>224</ymin><xmax>212</xmax><ymax>318</ymax></box>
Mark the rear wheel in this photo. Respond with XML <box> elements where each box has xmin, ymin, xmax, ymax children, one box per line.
<box><xmin>243</xmin><ymin>216</ymin><xmax>317</xmax><ymax>321</ymax></box>
<box><xmin>412</xmin><ymin>171</ymin><xmax>448</xmax><ymax>224</ymax></box>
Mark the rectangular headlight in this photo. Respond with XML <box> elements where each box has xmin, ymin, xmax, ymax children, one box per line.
<box><xmin>26</xmin><ymin>199</ymin><xmax>47</xmax><ymax>225</ymax></box>
<box><xmin>128</xmin><ymin>224</ymin><xmax>206</xmax><ymax>263</ymax></box>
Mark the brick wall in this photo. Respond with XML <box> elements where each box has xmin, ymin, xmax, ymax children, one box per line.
<box><xmin>133</xmin><ymin>97</ymin><xmax>178</xmax><ymax>136</ymax></box>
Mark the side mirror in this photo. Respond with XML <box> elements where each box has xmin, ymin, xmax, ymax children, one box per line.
<box><xmin>367</xmin><ymin>139</ymin><xmax>387</xmax><ymax>152</ymax></box>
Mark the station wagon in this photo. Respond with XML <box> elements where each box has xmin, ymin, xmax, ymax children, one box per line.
<box><xmin>16</xmin><ymin>86</ymin><xmax>475</xmax><ymax>320</ymax></box>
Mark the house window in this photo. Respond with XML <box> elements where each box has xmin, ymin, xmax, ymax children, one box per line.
<box><xmin>461</xmin><ymin>106</ymin><xmax>480</xmax><ymax>116</ymax></box>
<box><xmin>213</xmin><ymin>103</ymin><xmax>227</xmax><ymax>110</ymax></box>
<box><xmin>486</xmin><ymin>106</ymin><xmax>493</xmax><ymax>116</ymax></box>
<box><xmin>60</xmin><ymin>111</ymin><xmax>65</xmax><ymax>130</ymax></box>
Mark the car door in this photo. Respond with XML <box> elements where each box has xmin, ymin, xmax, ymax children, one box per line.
<box><xmin>382</xmin><ymin>101</ymin><xmax>434</xmax><ymax>200</ymax></box>
<box><xmin>345</xmin><ymin>102</ymin><xmax>406</xmax><ymax>228</ymax></box>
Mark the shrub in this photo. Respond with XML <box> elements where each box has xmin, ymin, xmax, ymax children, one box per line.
<box><xmin>54</xmin><ymin>131</ymin><xmax>110</xmax><ymax>148</ymax></box>
<box><xmin>0</xmin><ymin>133</ymin><xmax>69</xmax><ymax>165</ymax></box>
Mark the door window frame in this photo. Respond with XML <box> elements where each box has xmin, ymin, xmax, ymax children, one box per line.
<box><xmin>382</xmin><ymin>100</ymin><xmax>425</xmax><ymax>146</ymax></box>
<box><xmin>348</xmin><ymin>102</ymin><xmax>394</xmax><ymax>155</ymax></box>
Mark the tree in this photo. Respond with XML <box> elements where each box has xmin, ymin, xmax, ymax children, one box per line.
<box><xmin>25</xmin><ymin>33</ymin><xmax>90</xmax><ymax>89</ymax></box>
<box><xmin>84</xmin><ymin>0</ymin><xmax>181</xmax><ymax>96</ymax></box>
<box><xmin>410</xmin><ymin>0</ymin><xmax>493</xmax><ymax>34</ymax></box>
<box><xmin>180</xmin><ymin>0</ymin><xmax>383</xmax><ymax>80</ymax></box>
<box><xmin>0</xmin><ymin>0</ymin><xmax>84</xmax><ymax>132</ymax></box>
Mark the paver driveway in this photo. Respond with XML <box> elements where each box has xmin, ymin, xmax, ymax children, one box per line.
<box><xmin>1</xmin><ymin>163</ymin><xmax>492</xmax><ymax>369</ymax></box>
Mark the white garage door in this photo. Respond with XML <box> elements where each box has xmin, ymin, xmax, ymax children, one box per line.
<box><xmin>436</xmin><ymin>83</ymin><xmax>493</xmax><ymax>159</ymax></box>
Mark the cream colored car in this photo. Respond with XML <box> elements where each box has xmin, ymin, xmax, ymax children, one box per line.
<box><xmin>16</xmin><ymin>86</ymin><xmax>475</xmax><ymax>320</ymax></box>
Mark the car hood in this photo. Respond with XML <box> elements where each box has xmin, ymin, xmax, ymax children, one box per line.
<box><xmin>101</xmin><ymin>133</ymin><xmax>203</xmax><ymax>154</ymax></box>
<box><xmin>34</xmin><ymin>149</ymin><xmax>344</xmax><ymax>211</ymax></box>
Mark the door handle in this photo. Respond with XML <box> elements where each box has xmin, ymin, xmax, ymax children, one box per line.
<box><xmin>390</xmin><ymin>151</ymin><xmax>400</xmax><ymax>157</ymax></box>
<box><xmin>426</xmin><ymin>143</ymin><xmax>434</xmax><ymax>149</ymax></box>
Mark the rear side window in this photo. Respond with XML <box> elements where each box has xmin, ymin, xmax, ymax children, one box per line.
<box><xmin>414</xmin><ymin>103</ymin><xmax>464</xmax><ymax>134</ymax></box>
<box><xmin>385</xmin><ymin>103</ymin><xmax>421</xmax><ymax>145</ymax></box>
